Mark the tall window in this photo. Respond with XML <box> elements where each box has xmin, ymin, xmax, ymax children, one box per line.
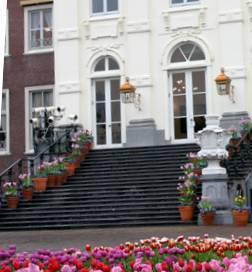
<box><xmin>92</xmin><ymin>0</ymin><xmax>118</xmax><ymax>15</ymax></box>
<box><xmin>0</xmin><ymin>90</ymin><xmax>10</xmax><ymax>154</ymax></box>
<box><xmin>27</xmin><ymin>88</ymin><xmax>54</xmax><ymax>150</ymax></box>
<box><xmin>25</xmin><ymin>5</ymin><xmax>53</xmax><ymax>52</ymax></box>
<box><xmin>169</xmin><ymin>42</ymin><xmax>207</xmax><ymax>140</ymax></box>
<box><xmin>171</xmin><ymin>0</ymin><xmax>200</xmax><ymax>6</ymax></box>
<box><xmin>92</xmin><ymin>56</ymin><xmax>121</xmax><ymax>147</ymax></box>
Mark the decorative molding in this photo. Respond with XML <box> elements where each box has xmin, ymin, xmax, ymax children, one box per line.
<box><xmin>58</xmin><ymin>82</ymin><xmax>81</xmax><ymax>95</ymax></box>
<box><xmin>224</xmin><ymin>66</ymin><xmax>246</xmax><ymax>79</ymax></box>
<box><xmin>87</xmin><ymin>43</ymin><xmax>123</xmax><ymax>53</ymax></box>
<box><xmin>82</xmin><ymin>17</ymin><xmax>125</xmax><ymax>39</ymax></box>
<box><xmin>130</xmin><ymin>75</ymin><xmax>152</xmax><ymax>88</ymax></box>
<box><xmin>90</xmin><ymin>22</ymin><xmax>118</xmax><ymax>40</ymax></box>
<box><xmin>57</xmin><ymin>28</ymin><xmax>80</xmax><ymax>41</ymax></box>
<box><xmin>127</xmin><ymin>21</ymin><xmax>151</xmax><ymax>34</ymax></box>
<box><xmin>218</xmin><ymin>10</ymin><xmax>243</xmax><ymax>24</ymax></box>
<box><xmin>162</xmin><ymin>7</ymin><xmax>207</xmax><ymax>32</ymax></box>
<box><xmin>20</xmin><ymin>0</ymin><xmax>52</xmax><ymax>6</ymax></box>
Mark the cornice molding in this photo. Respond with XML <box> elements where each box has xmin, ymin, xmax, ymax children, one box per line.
<box><xmin>20</xmin><ymin>0</ymin><xmax>53</xmax><ymax>6</ymax></box>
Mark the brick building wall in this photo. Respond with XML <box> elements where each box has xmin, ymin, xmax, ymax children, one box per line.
<box><xmin>1</xmin><ymin>0</ymin><xmax>54</xmax><ymax>172</ymax></box>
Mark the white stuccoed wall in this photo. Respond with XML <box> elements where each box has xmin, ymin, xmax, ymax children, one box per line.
<box><xmin>54</xmin><ymin>0</ymin><xmax>82</xmax><ymax>125</ymax></box>
<box><xmin>54</xmin><ymin>0</ymin><xmax>252</xmax><ymax>143</ymax></box>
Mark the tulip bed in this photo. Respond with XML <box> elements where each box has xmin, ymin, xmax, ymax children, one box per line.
<box><xmin>1</xmin><ymin>236</ymin><xmax>252</xmax><ymax>272</ymax></box>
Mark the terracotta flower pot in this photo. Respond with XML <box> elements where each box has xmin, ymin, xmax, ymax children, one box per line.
<box><xmin>7</xmin><ymin>196</ymin><xmax>19</xmax><ymax>209</ymax></box>
<box><xmin>179</xmin><ymin>206</ymin><xmax>194</xmax><ymax>221</ymax></box>
<box><xmin>22</xmin><ymin>188</ymin><xmax>33</xmax><ymax>201</ymax></box>
<box><xmin>232</xmin><ymin>210</ymin><xmax>250</xmax><ymax>226</ymax></box>
<box><xmin>65</xmin><ymin>163</ymin><xmax>76</xmax><ymax>176</ymax></box>
<box><xmin>193</xmin><ymin>168</ymin><xmax>202</xmax><ymax>176</ymax></box>
<box><xmin>201</xmin><ymin>212</ymin><xmax>215</xmax><ymax>225</ymax></box>
<box><xmin>32</xmin><ymin>177</ymin><xmax>47</xmax><ymax>192</ymax></box>
<box><xmin>47</xmin><ymin>175</ymin><xmax>56</xmax><ymax>188</ymax></box>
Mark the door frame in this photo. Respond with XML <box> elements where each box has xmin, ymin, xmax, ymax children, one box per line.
<box><xmin>92</xmin><ymin>77</ymin><xmax>122</xmax><ymax>149</ymax></box>
<box><xmin>169</xmin><ymin>68</ymin><xmax>207</xmax><ymax>143</ymax></box>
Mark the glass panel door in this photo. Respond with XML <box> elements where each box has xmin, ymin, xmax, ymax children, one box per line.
<box><xmin>94</xmin><ymin>78</ymin><xmax>122</xmax><ymax>147</ymax></box>
<box><xmin>172</xmin><ymin>72</ymin><xmax>188</xmax><ymax>139</ymax></box>
<box><xmin>171</xmin><ymin>70</ymin><xmax>206</xmax><ymax>140</ymax></box>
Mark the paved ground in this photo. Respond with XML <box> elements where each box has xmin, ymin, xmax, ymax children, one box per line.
<box><xmin>0</xmin><ymin>225</ymin><xmax>252</xmax><ymax>252</ymax></box>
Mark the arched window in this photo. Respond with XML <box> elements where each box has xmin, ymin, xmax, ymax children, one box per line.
<box><xmin>170</xmin><ymin>42</ymin><xmax>205</xmax><ymax>63</ymax></box>
<box><xmin>169</xmin><ymin>42</ymin><xmax>207</xmax><ymax>141</ymax></box>
<box><xmin>92</xmin><ymin>56</ymin><xmax>121</xmax><ymax>147</ymax></box>
<box><xmin>94</xmin><ymin>56</ymin><xmax>120</xmax><ymax>72</ymax></box>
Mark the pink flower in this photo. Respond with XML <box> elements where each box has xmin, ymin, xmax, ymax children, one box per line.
<box><xmin>16</xmin><ymin>264</ymin><xmax>42</xmax><ymax>272</ymax></box>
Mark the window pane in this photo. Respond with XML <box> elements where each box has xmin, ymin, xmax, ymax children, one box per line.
<box><xmin>171</xmin><ymin>48</ymin><xmax>186</xmax><ymax>63</ymax></box>
<box><xmin>30</xmin><ymin>11</ymin><xmax>40</xmax><ymax>29</ymax></box>
<box><xmin>43</xmin><ymin>91</ymin><xmax>53</xmax><ymax>106</ymax></box>
<box><xmin>32</xmin><ymin>92</ymin><xmax>43</xmax><ymax>108</ymax></box>
<box><xmin>194</xmin><ymin>116</ymin><xmax>206</xmax><ymax>133</ymax></box>
<box><xmin>173</xmin><ymin>96</ymin><xmax>186</xmax><ymax>117</ymax></box>
<box><xmin>108</xmin><ymin>57</ymin><xmax>119</xmax><ymax>70</ymax></box>
<box><xmin>172</xmin><ymin>73</ymin><xmax>186</xmax><ymax>95</ymax></box>
<box><xmin>110</xmin><ymin>79</ymin><xmax>120</xmax><ymax>100</ymax></box>
<box><xmin>112</xmin><ymin>123</ymin><xmax>121</xmax><ymax>144</ymax></box>
<box><xmin>92</xmin><ymin>0</ymin><xmax>104</xmax><ymax>13</ymax></box>
<box><xmin>188</xmin><ymin>0</ymin><xmax>199</xmax><ymax>2</ymax></box>
<box><xmin>96</xmin><ymin>124</ymin><xmax>106</xmax><ymax>145</ymax></box>
<box><xmin>43</xmin><ymin>9</ymin><xmax>52</xmax><ymax>47</ymax></box>
<box><xmin>111</xmin><ymin>101</ymin><xmax>121</xmax><ymax>122</ymax></box>
<box><xmin>190</xmin><ymin>46</ymin><xmax>205</xmax><ymax>61</ymax></box>
<box><xmin>30</xmin><ymin>30</ymin><xmax>41</xmax><ymax>48</ymax></box>
<box><xmin>181</xmin><ymin>43</ymin><xmax>194</xmax><ymax>60</ymax></box>
<box><xmin>94</xmin><ymin>58</ymin><xmax>105</xmax><ymax>72</ymax></box>
<box><xmin>192</xmin><ymin>71</ymin><xmax>205</xmax><ymax>93</ymax></box>
<box><xmin>107</xmin><ymin>0</ymin><xmax>118</xmax><ymax>12</ymax></box>
<box><xmin>96</xmin><ymin>103</ymin><xmax>106</xmax><ymax>123</ymax></box>
<box><xmin>172</xmin><ymin>0</ymin><xmax>184</xmax><ymax>3</ymax></box>
<box><xmin>95</xmin><ymin>81</ymin><xmax>105</xmax><ymax>101</ymax></box>
<box><xmin>174</xmin><ymin>118</ymin><xmax>187</xmax><ymax>139</ymax></box>
<box><xmin>1</xmin><ymin>94</ymin><xmax>6</xmax><ymax>112</ymax></box>
<box><xmin>193</xmin><ymin>94</ymin><xmax>206</xmax><ymax>115</ymax></box>
<box><xmin>1</xmin><ymin>115</ymin><xmax>6</xmax><ymax>131</ymax></box>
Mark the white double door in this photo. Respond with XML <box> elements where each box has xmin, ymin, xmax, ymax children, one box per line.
<box><xmin>171</xmin><ymin>69</ymin><xmax>207</xmax><ymax>141</ymax></box>
<box><xmin>93</xmin><ymin>78</ymin><xmax>122</xmax><ymax>148</ymax></box>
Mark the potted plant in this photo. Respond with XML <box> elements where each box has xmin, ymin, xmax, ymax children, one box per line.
<box><xmin>177</xmin><ymin>180</ymin><xmax>196</xmax><ymax>221</ymax></box>
<box><xmin>198</xmin><ymin>196</ymin><xmax>216</xmax><ymax>225</ymax></box>
<box><xmin>3</xmin><ymin>181</ymin><xmax>19</xmax><ymax>209</ymax></box>
<box><xmin>32</xmin><ymin>162</ymin><xmax>48</xmax><ymax>192</ymax></box>
<box><xmin>227</xmin><ymin>127</ymin><xmax>240</xmax><ymax>145</ymax></box>
<box><xmin>19</xmin><ymin>173</ymin><xmax>33</xmax><ymax>201</ymax></box>
<box><xmin>232</xmin><ymin>195</ymin><xmax>250</xmax><ymax>226</ymax></box>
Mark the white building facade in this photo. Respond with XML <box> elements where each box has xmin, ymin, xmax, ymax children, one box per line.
<box><xmin>54</xmin><ymin>0</ymin><xmax>252</xmax><ymax>148</ymax></box>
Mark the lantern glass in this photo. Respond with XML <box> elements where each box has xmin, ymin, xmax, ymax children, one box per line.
<box><xmin>121</xmin><ymin>92</ymin><xmax>136</xmax><ymax>104</ymax></box>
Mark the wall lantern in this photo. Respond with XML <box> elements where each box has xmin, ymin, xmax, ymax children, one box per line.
<box><xmin>119</xmin><ymin>77</ymin><xmax>141</xmax><ymax>110</ymax></box>
<box><xmin>215</xmin><ymin>68</ymin><xmax>231</xmax><ymax>95</ymax></box>
<box><xmin>215</xmin><ymin>68</ymin><xmax>235</xmax><ymax>103</ymax></box>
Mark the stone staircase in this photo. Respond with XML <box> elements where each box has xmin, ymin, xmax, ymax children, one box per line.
<box><xmin>226</xmin><ymin>142</ymin><xmax>252</xmax><ymax>181</ymax></box>
<box><xmin>0</xmin><ymin>144</ymin><xmax>199</xmax><ymax>230</ymax></box>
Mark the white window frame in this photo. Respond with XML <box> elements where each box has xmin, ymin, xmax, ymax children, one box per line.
<box><xmin>90</xmin><ymin>0</ymin><xmax>119</xmax><ymax>16</ymax></box>
<box><xmin>4</xmin><ymin>9</ymin><xmax>9</xmax><ymax>56</ymax></box>
<box><xmin>170</xmin><ymin>0</ymin><xmax>200</xmax><ymax>7</ymax></box>
<box><xmin>25</xmin><ymin>85</ymin><xmax>54</xmax><ymax>153</ymax></box>
<box><xmin>0</xmin><ymin>89</ymin><xmax>10</xmax><ymax>155</ymax></box>
<box><xmin>24</xmin><ymin>4</ymin><xmax>53</xmax><ymax>55</ymax></box>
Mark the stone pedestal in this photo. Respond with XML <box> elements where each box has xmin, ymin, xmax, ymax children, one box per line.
<box><xmin>197</xmin><ymin>115</ymin><xmax>232</xmax><ymax>225</ymax></box>
<box><xmin>220</xmin><ymin>111</ymin><xmax>249</xmax><ymax>130</ymax></box>
<box><xmin>124</xmin><ymin>119</ymin><xmax>168</xmax><ymax>147</ymax></box>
